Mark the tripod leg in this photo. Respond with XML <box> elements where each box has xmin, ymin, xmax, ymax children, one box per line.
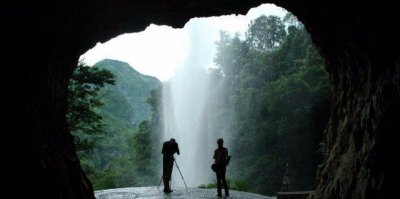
<box><xmin>174</xmin><ymin>159</ymin><xmax>188</xmax><ymax>190</ymax></box>
<box><xmin>157</xmin><ymin>176</ymin><xmax>163</xmax><ymax>189</ymax></box>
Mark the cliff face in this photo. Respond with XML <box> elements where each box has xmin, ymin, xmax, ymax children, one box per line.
<box><xmin>310</xmin><ymin>23</ymin><xmax>398</xmax><ymax>199</ymax></box>
<box><xmin>12</xmin><ymin>0</ymin><xmax>398</xmax><ymax>198</ymax></box>
<box><xmin>300</xmin><ymin>4</ymin><xmax>399</xmax><ymax>198</ymax></box>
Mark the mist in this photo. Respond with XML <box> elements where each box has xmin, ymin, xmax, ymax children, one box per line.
<box><xmin>161</xmin><ymin>19</ymin><xmax>229</xmax><ymax>187</ymax></box>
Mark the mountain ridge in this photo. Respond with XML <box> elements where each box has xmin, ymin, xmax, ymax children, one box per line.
<box><xmin>94</xmin><ymin>59</ymin><xmax>161</xmax><ymax>125</ymax></box>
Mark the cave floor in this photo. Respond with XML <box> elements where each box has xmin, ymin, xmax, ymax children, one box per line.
<box><xmin>95</xmin><ymin>186</ymin><xmax>275</xmax><ymax>199</ymax></box>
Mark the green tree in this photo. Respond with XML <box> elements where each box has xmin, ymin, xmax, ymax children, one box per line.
<box><xmin>67</xmin><ymin>62</ymin><xmax>115</xmax><ymax>154</ymax></box>
<box><xmin>246</xmin><ymin>15</ymin><xmax>286</xmax><ymax>52</ymax></box>
<box><xmin>215</xmin><ymin>32</ymin><xmax>248</xmax><ymax>88</ymax></box>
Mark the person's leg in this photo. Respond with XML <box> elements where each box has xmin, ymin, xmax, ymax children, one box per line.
<box><xmin>165</xmin><ymin>161</ymin><xmax>173</xmax><ymax>191</ymax></box>
<box><xmin>163</xmin><ymin>161</ymin><xmax>168</xmax><ymax>191</ymax></box>
<box><xmin>221</xmin><ymin>167</ymin><xmax>229</xmax><ymax>196</ymax></box>
<box><xmin>216</xmin><ymin>168</ymin><xmax>222</xmax><ymax>196</ymax></box>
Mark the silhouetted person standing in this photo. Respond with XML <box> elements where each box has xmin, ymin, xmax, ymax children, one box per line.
<box><xmin>162</xmin><ymin>138</ymin><xmax>180</xmax><ymax>193</ymax></box>
<box><xmin>213</xmin><ymin>138</ymin><xmax>230</xmax><ymax>197</ymax></box>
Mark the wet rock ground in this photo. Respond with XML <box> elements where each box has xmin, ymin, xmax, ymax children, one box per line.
<box><xmin>95</xmin><ymin>187</ymin><xmax>276</xmax><ymax>199</ymax></box>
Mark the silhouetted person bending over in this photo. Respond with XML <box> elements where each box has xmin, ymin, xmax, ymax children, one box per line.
<box><xmin>213</xmin><ymin>138</ymin><xmax>231</xmax><ymax>197</ymax></box>
<box><xmin>162</xmin><ymin>138</ymin><xmax>180</xmax><ymax>193</ymax></box>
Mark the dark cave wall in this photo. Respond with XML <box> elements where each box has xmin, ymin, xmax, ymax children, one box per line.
<box><xmin>290</xmin><ymin>2</ymin><xmax>399</xmax><ymax>199</ymax></box>
<box><xmin>309</xmin><ymin>29</ymin><xmax>399</xmax><ymax>199</ymax></box>
<box><xmin>20</xmin><ymin>0</ymin><xmax>398</xmax><ymax>198</ymax></box>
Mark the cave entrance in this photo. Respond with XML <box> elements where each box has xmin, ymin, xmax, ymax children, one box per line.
<box><xmin>68</xmin><ymin>4</ymin><xmax>331</xmax><ymax>196</ymax></box>
<box><xmin>24</xmin><ymin>0</ymin><xmax>396</xmax><ymax>198</ymax></box>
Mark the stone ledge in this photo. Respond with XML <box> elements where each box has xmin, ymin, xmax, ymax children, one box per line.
<box><xmin>276</xmin><ymin>191</ymin><xmax>314</xmax><ymax>199</ymax></box>
<box><xmin>95</xmin><ymin>186</ymin><xmax>275</xmax><ymax>198</ymax></box>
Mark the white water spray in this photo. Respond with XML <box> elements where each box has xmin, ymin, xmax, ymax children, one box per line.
<box><xmin>161</xmin><ymin>20</ymin><xmax>223</xmax><ymax>187</ymax></box>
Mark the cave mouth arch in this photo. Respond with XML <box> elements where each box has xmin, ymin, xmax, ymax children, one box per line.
<box><xmin>73</xmin><ymin>6</ymin><xmax>330</xmax><ymax>193</ymax></box>
<box><xmin>25</xmin><ymin>1</ymin><xmax>398</xmax><ymax>198</ymax></box>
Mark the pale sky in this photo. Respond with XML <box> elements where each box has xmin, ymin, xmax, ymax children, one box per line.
<box><xmin>80</xmin><ymin>4</ymin><xmax>286</xmax><ymax>81</ymax></box>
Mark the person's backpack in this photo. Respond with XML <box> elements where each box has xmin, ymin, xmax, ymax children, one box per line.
<box><xmin>211</xmin><ymin>163</ymin><xmax>217</xmax><ymax>172</ymax></box>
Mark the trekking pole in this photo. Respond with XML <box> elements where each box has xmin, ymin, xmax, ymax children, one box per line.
<box><xmin>173</xmin><ymin>158</ymin><xmax>188</xmax><ymax>190</ymax></box>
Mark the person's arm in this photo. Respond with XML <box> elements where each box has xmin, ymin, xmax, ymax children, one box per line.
<box><xmin>162</xmin><ymin>143</ymin><xmax>165</xmax><ymax>154</ymax></box>
<box><xmin>224</xmin><ymin>148</ymin><xmax>231</xmax><ymax>164</ymax></box>
<box><xmin>176</xmin><ymin>143</ymin><xmax>180</xmax><ymax>155</ymax></box>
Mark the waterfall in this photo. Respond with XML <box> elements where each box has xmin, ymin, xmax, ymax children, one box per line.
<box><xmin>161</xmin><ymin>19</ymin><xmax>221</xmax><ymax>187</ymax></box>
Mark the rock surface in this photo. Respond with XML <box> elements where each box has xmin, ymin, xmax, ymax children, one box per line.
<box><xmin>6</xmin><ymin>0</ymin><xmax>397</xmax><ymax>198</ymax></box>
<box><xmin>95</xmin><ymin>187</ymin><xmax>275</xmax><ymax>199</ymax></box>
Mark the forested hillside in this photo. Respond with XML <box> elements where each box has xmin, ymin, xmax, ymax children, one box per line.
<box><xmin>95</xmin><ymin>59</ymin><xmax>161</xmax><ymax>125</ymax></box>
<box><xmin>208</xmin><ymin>14</ymin><xmax>331</xmax><ymax>194</ymax></box>
<box><xmin>67</xmin><ymin>60</ymin><xmax>162</xmax><ymax>190</ymax></box>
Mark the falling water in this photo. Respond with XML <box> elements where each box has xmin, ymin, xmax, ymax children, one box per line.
<box><xmin>161</xmin><ymin>19</ymin><xmax>222</xmax><ymax>187</ymax></box>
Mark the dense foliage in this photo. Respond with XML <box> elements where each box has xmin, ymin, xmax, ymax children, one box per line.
<box><xmin>67</xmin><ymin>62</ymin><xmax>115</xmax><ymax>155</ymax></box>
<box><xmin>210</xmin><ymin>14</ymin><xmax>331</xmax><ymax>194</ymax></box>
<box><xmin>67</xmin><ymin>60</ymin><xmax>162</xmax><ymax>190</ymax></box>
